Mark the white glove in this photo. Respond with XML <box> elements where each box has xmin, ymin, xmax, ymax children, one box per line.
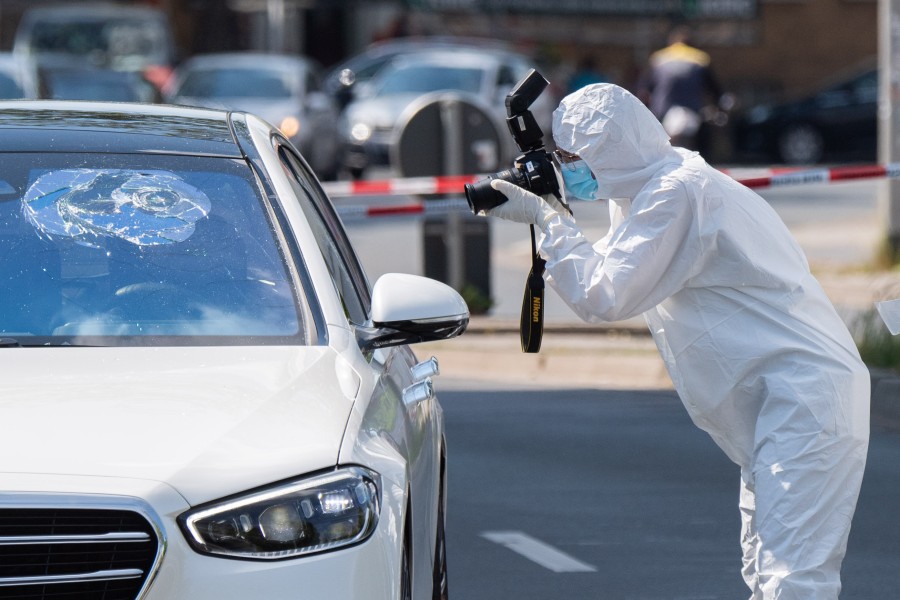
<box><xmin>485</xmin><ymin>179</ymin><xmax>559</xmax><ymax>230</ymax></box>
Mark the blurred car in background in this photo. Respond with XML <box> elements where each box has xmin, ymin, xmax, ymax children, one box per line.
<box><xmin>324</xmin><ymin>36</ymin><xmax>516</xmax><ymax>110</ymax></box>
<box><xmin>0</xmin><ymin>53</ymin><xmax>37</xmax><ymax>99</ymax></box>
<box><xmin>732</xmin><ymin>66</ymin><xmax>877</xmax><ymax>165</ymax></box>
<box><xmin>338</xmin><ymin>47</ymin><xmax>552</xmax><ymax>179</ymax></box>
<box><xmin>166</xmin><ymin>53</ymin><xmax>342</xmax><ymax>180</ymax></box>
<box><xmin>13</xmin><ymin>3</ymin><xmax>177</xmax><ymax>92</ymax></box>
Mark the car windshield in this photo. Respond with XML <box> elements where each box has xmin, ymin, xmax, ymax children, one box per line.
<box><xmin>0</xmin><ymin>153</ymin><xmax>305</xmax><ymax>346</ymax></box>
<box><xmin>177</xmin><ymin>68</ymin><xmax>296</xmax><ymax>99</ymax></box>
<box><xmin>375</xmin><ymin>64</ymin><xmax>483</xmax><ymax>96</ymax></box>
<box><xmin>27</xmin><ymin>17</ymin><xmax>171</xmax><ymax>70</ymax></box>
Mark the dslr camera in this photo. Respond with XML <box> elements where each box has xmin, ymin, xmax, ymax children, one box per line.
<box><xmin>464</xmin><ymin>69</ymin><xmax>559</xmax><ymax>214</ymax></box>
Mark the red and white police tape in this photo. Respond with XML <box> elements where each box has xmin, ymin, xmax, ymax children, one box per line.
<box><xmin>734</xmin><ymin>163</ymin><xmax>900</xmax><ymax>189</ymax></box>
<box><xmin>324</xmin><ymin>163</ymin><xmax>900</xmax><ymax>219</ymax></box>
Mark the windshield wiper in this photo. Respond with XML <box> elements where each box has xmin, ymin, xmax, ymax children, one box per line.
<box><xmin>0</xmin><ymin>338</ymin><xmax>22</xmax><ymax>347</ymax></box>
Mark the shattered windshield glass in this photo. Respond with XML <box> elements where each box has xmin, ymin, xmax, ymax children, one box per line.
<box><xmin>23</xmin><ymin>169</ymin><xmax>211</xmax><ymax>247</ymax></box>
<box><xmin>0</xmin><ymin>153</ymin><xmax>305</xmax><ymax>345</ymax></box>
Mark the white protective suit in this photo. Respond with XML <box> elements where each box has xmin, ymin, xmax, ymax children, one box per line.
<box><xmin>531</xmin><ymin>84</ymin><xmax>869</xmax><ymax>599</ymax></box>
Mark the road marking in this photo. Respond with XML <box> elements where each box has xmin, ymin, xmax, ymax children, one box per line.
<box><xmin>481</xmin><ymin>531</ymin><xmax>597</xmax><ymax>573</ymax></box>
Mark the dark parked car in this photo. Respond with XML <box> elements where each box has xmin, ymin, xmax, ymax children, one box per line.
<box><xmin>0</xmin><ymin>101</ymin><xmax>465</xmax><ymax>599</ymax></box>
<box><xmin>733</xmin><ymin>68</ymin><xmax>877</xmax><ymax>165</ymax></box>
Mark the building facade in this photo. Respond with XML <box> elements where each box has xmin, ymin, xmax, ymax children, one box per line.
<box><xmin>0</xmin><ymin>0</ymin><xmax>877</xmax><ymax>110</ymax></box>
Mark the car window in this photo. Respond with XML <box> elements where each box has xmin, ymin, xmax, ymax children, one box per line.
<box><xmin>376</xmin><ymin>64</ymin><xmax>484</xmax><ymax>95</ymax></box>
<box><xmin>24</xmin><ymin>17</ymin><xmax>172</xmax><ymax>70</ymax></box>
<box><xmin>0</xmin><ymin>152</ymin><xmax>305</xmax><ymax>345</ymax></box>
<box><xmin>177</xmin><ymin>68</ymin><xmax>295</xmax><ymax>99</ymax></box>
<box><xmin>44</xmin><ymin>71</ymin><xmax>144</xmax><ymax>101</ymax></box>
<box><xmin>278</xmin><ymin>146</ymin><xmax>371</xmax><ymax>325</ymax></box>
<box><xmin>818</xmin><ymin>71</ymin><xmax>878</xmax><ymax>110</ymax></box>
<box><xmin>853</xmin><ymin>71</ymin><xmax>878</xmax><ymax>104</ymax></box>
<box><xmin>351</xmin><ymin>55</ymin><xmax>396</xmax><ymax>83</ymax></box>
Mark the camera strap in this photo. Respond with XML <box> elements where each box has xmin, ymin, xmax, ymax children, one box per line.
<box><xmin>520</xmin><ymin>224</ymin><xmax>546</xmax><ymax>353</ymax></box>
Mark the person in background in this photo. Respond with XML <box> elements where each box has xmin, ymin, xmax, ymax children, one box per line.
<box><xmin>638</xmin><ymin>25</ymin><xmax>730</xmax><ymax>153</ymax></box>
<box><xmin>567</xmin><ymin>56</ymin><xmax>607</xmax><ymax>94</ymax></box>
<box><xmin>482</xmin><ymin>82</ymin><xmax>870</xmax><ymax>600</ymax></box>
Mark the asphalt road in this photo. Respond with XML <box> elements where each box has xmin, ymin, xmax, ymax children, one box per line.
<box><xmin>439</xmin><ymin>386</ymin><xmax>900</xmax><ymax>600</ymax></box>
<box><xmin>340</xmin><ymin>172</ymin><xmax>900</xmax><ymax>598</ymax></box>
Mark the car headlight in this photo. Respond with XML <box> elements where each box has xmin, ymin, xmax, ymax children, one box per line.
<box><xmin>179</xmin><ymin>467</ymin><xmax>380</xmax><ymax>560</ymax></box>
<box><xmin>350</xmin><ymin>122</ymin><xmax>372</xmax><ymax>142</ymax></box>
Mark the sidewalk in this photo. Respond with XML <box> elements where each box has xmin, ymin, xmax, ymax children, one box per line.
<box><xmin>420</xmin><ymin>272</ymin><xmax>900</xmax><ymax>429</ymax></box>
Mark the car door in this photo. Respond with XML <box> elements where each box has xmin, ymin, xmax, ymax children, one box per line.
<box><xmin>276</xmin><ymin>143</ymin><xmax>441</xmax><ymax>595</ymax></box>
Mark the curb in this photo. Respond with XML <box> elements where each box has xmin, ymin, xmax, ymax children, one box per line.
<box><xmin>460</xmin><ymin>317</ymin><xmax>900</xmax><ymax>430</ymax></box>
<box><xmin>464</xmin><ymin>314</ymin><xmax>650</xmax><ymax>336</ymax></box>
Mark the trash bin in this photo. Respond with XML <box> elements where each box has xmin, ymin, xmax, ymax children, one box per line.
<box><xmin>393</xmin><ymin>92</ymin><xmax>503</xmax><ymax>312</ymax></box>
<box><xmin>423</xmin><ymin>214</ymin><xmax>491</xmax><ymax>313</ymax></box>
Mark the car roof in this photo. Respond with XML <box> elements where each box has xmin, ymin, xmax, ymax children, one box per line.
<box><xmin>0</xmin><ymin>101</ymin><xmax>242</xmax><ymax>156</ymax></box>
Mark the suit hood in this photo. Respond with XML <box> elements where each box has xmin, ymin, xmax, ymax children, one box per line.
<box><xmin>552</xmin><ymin>83</ymin><xmax>689</xmax><ymax>199</ymax></box>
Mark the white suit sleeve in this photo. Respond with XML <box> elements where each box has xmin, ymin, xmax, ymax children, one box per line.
<box><xmin>593</xmin><ymin>198</ymin><xmax>629</xmax><ymax>253</ymax></box>
<box><xmin>540</xmin><ymin>181</ymin><xmax>701</xmax><ymax>323</ymax></box>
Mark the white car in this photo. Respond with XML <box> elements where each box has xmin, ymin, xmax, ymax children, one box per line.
<box><xmin>165</xmin><ymin>53</ymin><xmax>342</xmax><ymax>180</ymax></box>
<box><xmin>0</xmin><ymin>100</ymin><xmax>466</xmax><ymax>599</ymax></box>
<box><xmin>324</xmin><ymin>36</ymin><xmax>517</xmax><ymax>107</ymax></box>
<box><xmin>338</xmin><ymin>48</ymin><xmax>555</xmax><ymax>179</ymax></box>
<box><xmin>12</xmin><ymin>3</ymin><xmax>177</xmax><ymax>91</ymax></box>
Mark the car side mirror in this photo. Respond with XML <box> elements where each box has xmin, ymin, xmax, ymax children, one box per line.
<box><xmin>356</xmin><ymin>273</ymin><xmax>469</xmax><ymax>352</ymax></box>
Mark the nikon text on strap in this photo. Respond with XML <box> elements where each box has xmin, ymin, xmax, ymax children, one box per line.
<box><xmin>520</xmin><ymin>224</ymin><xmax>546</xmax><ymax>353</ymax></box>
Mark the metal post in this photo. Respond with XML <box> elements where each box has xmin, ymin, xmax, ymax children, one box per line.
<box><xmin>441</xmin><ymin>98</ymin><xmax>465</xmax><ymax>291</ymax></box>
<box><xmin>267</xmin><ymin>0</ymin><xmax>286</xmax><ymax>54</ymax></box>
<box><xmin>879</xmin><ymin>0</ymin><xmax>900</xmax><ymax>261</ymax></box>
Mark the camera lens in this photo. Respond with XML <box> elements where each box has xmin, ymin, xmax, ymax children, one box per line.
<box><xmin>464</xmin><ymin>169</ymin><xmax>524</xmax><ymax>214</ymax></box>
<box><xmin>464</xmin><ymin>178</ymin><xmax>505</xmax><ymax>214</ymax></box>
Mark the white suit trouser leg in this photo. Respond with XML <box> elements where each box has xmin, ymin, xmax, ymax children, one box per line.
<box><xmin>738</xmin><ymin>414</ymin><xmax>868</xmax><ymax>600</ymax></box>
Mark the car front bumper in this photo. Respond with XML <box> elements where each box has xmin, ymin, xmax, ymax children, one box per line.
<box><xmin>0</xmin><ymin>473</ymin><xmax>404</xmax><ymax>600</ymax></box>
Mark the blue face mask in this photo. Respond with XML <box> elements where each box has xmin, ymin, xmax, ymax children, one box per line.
<box><xmin>560</xmin><ymin>160</ymin><xmax>599</xmax><ymax>201</ymax></box>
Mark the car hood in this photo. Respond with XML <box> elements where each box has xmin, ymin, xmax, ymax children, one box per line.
<box><xmin>0</xmin><ymin>345</ymin><xmax>360</xmax><ymax>505</ymax></box>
